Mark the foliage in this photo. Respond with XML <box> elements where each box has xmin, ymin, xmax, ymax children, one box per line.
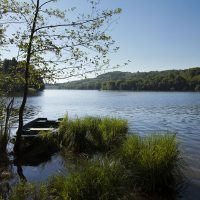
<box><xmin>9</xmin><ymin>160</ymin><xmax>132</xmax><ymax>200</ymax></box>
<box><xmin>99</xmin><ymin>117</ymin><xmax>128</xmax><ymax>149</ymax></box>
<box><xmin>118</xmin><ymin>133</ymin><xmax>183</xmax><ymax>193</ymax></box>
<box><xmin>48</xmin><ymin>159</ymin><xmax>131</xmax><ymax>200</ymax></box>
<box><xmin>8</xmin><ymin>132</ymin><xmax>184</xmax><ymax>199</ymax></box>
<box><xmin>56</xmin><ymin>68</ymin><xmax>200</xmax><ymax>91</ymax></box>
<box><xmin>0</xmin><ymin>58</ymin><xmax>45</xmax><ymax>93</ymax></box>
<box><xmin>10</xmin><ymin>182</ymin><xmax>48</xmax><ymax>200</ymax></box>
<box><xmin>38</xmin><ymin>130</ymin><xmax>60</xmax><ymax>151</ymax></box>
<box><xmin>2</xmin><ymin>0</ymin><xmax>122</xmax><ymax>79</ymax></box>
<box><xmin>1</xmin><ymin>0</ymin><xmax>124</xmax><ymax>149</ymax></box>
<box><xmin>58</xmin><ymin>115</ymin><xmax>128</xmax><ymax>153</ymax></box>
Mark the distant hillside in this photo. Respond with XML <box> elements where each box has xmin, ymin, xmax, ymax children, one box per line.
<box><xmin>50</xmin><ymin>68</ymin><xmax>200</xmax><ymax>91</ymax></box>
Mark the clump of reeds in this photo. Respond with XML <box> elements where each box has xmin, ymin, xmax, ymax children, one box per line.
<box><xmin>47</xmin><ymin>159</ymin><xmax>133</xmax><ymax>200</ymax></box>
<box><xmin>38</xmin><ymin>130</ymin><xmax>60</xmax><ymax>151</ymax></box>
<box><xmin>58</xmin><ymin>115</ymin><xmax>128</xmax><ymax>153</ymax></box>
<box><xmin>8</xmin><ymin>133</ymin><xmax>184</xmax><ymax>199</ymax></box>
<box><xmin>99</xmin><ymin>117</ymin><xmax>128</xmax><ymax>150</ymax></box>
<box><xmin>118</xmin><ymin>133</ymin><xmax>183</xmax><ymax>193</ymax></box>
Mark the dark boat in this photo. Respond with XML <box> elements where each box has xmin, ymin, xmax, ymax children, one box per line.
<box><xmin>16</xmin><ymin>118</ymin><xmax>63</xmax><ymax>158</ymax></box>
<box><xmin>21</xmin><ymin>118</ymin><xmax>63</xmax><ymax>137</ymax></box>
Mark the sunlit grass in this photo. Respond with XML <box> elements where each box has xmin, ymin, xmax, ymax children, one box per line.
<box><xmin>48</xmin><ymin>159</ymin><xmax>132</xmax><ymax>200</ymax></box>
<box><xmin>58</xmin><ymin>115</ymin><xmax>128</xmax><ymax>153</ymax></box>
<box><xmin>118</xmin><ymin>133</ymin><xmax>183</xmax><ymax>193</ymax></box>
<box><xmin>8</xmin><ymin>132</ymin><xmax>184</xmax><ymax>199</ymax></box>
<box><xmin>99</xmin><ymin>117</ymin><xmax>128</xmax><ymax>150</ymax></box>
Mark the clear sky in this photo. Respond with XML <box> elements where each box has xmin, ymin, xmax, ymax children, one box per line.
<box><xmin>102</xmin><ymin>0</ymin><xmax>200</xmax><ymax>72</ymax></box>
<box><xmin>3</xmin><ymin>0</ymin><xmax>200</xmax><ymax>73</ymax></box>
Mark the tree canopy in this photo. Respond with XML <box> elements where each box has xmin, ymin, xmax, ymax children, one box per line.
<box><xmin>0</xmin><ymin>58</ymin><xmax>45</xmax><ymax>93</ymax></box>
<box><xmin>0</xmin><ymin>0</ymin><xmax>124</xmax><ymax>152</ymax></box>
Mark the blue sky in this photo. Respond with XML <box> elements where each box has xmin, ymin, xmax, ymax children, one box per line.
<box><xmin>104</xmin><ymin>0</ymin><xmax>200</xmax><ymax>72</ymax></box>
<box><xmin>3</xmin><ymin>0</ymin><xmax>200</xmax><ymax>73</ymax></box>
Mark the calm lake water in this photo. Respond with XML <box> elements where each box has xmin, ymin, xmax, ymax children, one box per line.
<box><xmin>12</xmin><ymin>90</ymin><xmax>200</xmax><ymax>199</ymax></box>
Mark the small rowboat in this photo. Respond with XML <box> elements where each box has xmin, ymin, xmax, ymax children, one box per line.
<box><xmin>16</xmin><ymin>118</ymin><xmax>63</xmax><ymax>161</ymax></box>
<box><xmin>22</xmin><ymin>118</ymin><xmax>63</xmax><ymax>137</ymax></box>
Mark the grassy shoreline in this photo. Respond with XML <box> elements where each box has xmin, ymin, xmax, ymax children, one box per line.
<box><xmin>1</xmin><ymin>116</ymin><xmax>184</xmax><ymax>200</ymax></box>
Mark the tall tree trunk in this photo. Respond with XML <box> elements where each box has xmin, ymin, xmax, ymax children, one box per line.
<box><xmin>14</xmin><ymin>0</ymin><xmax>40</xmax><ymax>153</ymax></box>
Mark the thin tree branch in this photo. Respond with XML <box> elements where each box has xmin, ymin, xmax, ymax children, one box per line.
<box><xmin>39</xmin><ymin>0</ymin><xmax>56</xmax><ymax>9</ymax></box>
<box><xmin>34</xmin><ymin>17</ymin><xmax>101</xmax><ymax>32</ymax></box>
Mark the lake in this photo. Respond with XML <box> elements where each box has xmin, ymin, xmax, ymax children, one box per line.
<box><xmin>13</xmin><ymin>90</ymin><xmax>200</xmax><ymax>199</ymax></box>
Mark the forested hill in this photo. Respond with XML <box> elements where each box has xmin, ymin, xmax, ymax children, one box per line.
<box><xmin>52</xmin><ymin>68</ymin><xmax>200</xmax><ymax>91</ymax></box>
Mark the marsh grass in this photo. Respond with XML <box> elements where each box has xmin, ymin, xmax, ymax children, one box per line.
<box><xmin>58</xmin><ymin>115</ymin><xmax>128</xmax><ymax>153</ymax></box>
<box><xmin>99</xmin><ymin>117</ymin><xmax>128</xmax><ymax>150</ymax></box>
<box><xmin>10</xmin><ymin>182</ymin><xmax>48</xmax><ymax>200</ymax></box>
<box><xmin>48</xmin><ymin>159</ymin><xmax>133</xmax><ymax>200</ymax></box>
<box><xmin>58</xmin><ymin>115</ymin><xmax>88</xmax><ymax>152</ymax></box>
<box><xmin>118</xmin><ymin>133</ymin><xmax>183</xmax><ymax>194</ymax></box>
<box><xmin>8</xmin><ymin>133</ymin><xmax>184</xmax><ymax>200</ymax></box>
<box><xmin>38</xmin><ymin>130</ymin><xmax>60</xmax><ymax>151</ymax></box>
<box><xmin>9</xmin><ymin>159</ymin><xmax>134</xmax><ymax>200</ymax></box>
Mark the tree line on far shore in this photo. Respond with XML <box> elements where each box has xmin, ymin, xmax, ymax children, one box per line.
<box><xmin>52</xmin><ymin>68</ymin><xmax>200</xmax><ymax>91</ymax></box>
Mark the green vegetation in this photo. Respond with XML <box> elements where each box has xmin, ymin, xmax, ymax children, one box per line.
<box><xmin>1</xmin><ymin>116</ymin><xmax>184</xmax><ymax>199</ymax></box>
<box><xmin>58</xmin><ymin>115</ymin><xmax>128</xmax><ymax>153</ymax></box>
<box><xmin>8</xmin><ymin>133</ymin><xmax>183</xmax><ymax>200</ymax></box>
<box><xmin>48</xmin><ymin>160</ymin><xmax>129</xmax><ymax>200</ymax></box>
<box><xmin>0</xmin><ymin>58</ymin><xmax>45</xmax><ymax>93</ymax></box>
<box><xmin>54</xmin><ymin>68</ymin><xmax>200</xmax><ymax>91</ymax></box>
<box><xmin>8</xmin><ymin>160</ymin><xmax>131</xmax><ymax>200</ymax></box>
<box><xmin>117</xmin><ymin>134</ymin><xmax>183</xmax><ymax>193</ymax></box>
<box><xmin>10</xmin><ymin>182</ymin><xmax>48</xmax><ymax>200</ymax></box>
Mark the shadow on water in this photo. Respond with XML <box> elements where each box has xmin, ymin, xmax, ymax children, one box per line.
<box><xmin>13</xmin><ymin>152</ymin><xmax>54</xmax><ymax>182</ymax></box>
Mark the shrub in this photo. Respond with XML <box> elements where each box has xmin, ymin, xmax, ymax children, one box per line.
<box><xmin>118</xmin><ymin>133</ymin><xmax>183</xmax><ymax>193</ymax></box>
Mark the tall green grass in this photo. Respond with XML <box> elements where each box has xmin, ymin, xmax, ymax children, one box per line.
<box><xmin>48</xmin><ymin>159</ymin><xmax>132</xmax><ymax>200</ymax></box>
<box><xmin>10</xmin><ymin>182</ymin><xmax>48</xmax><ymax>200</ymax></box>
<box><xmin>58</xmin><ymin>115</ymin><xmax>88</xmax><ymax>152</ymax></box>
<box><xmin>99</xmin><ymin>117</ymin><xmax>128</xmax><ymax>149</ymax></box>
<box><xmin>58</xmin><ymin>115</ymin><xmax>128</xmax><ymax>153</ymax></box>
<box><xmin>118</xmin><ymin>133</ymin><xmax>183</xmax><ymax>193</ymax></box>
<box><xmin>9</xmin><ymin>160</ymin><xmax>133</xmax><ymax>200</ymax></box>
<box><xmin>8</xmin><ymin>133</ymin><xmax>184</xmax><ymax>199</ymax></box>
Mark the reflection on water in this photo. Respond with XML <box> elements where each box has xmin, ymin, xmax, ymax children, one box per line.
<box><xmin>5</xmin><ymin>90</ymin><xmax>200</xmax><ymax>198</ymax></box>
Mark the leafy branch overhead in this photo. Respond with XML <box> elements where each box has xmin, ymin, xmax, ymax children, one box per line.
<box><xmin>0</xmin><ymin>0</ymin><xmax>128</xmax><ymax>151</ymax></box>
<box><xmin>1</xmin><ymin>0</ymin><xmax>126</xmax><ymax>80</ymax></box>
